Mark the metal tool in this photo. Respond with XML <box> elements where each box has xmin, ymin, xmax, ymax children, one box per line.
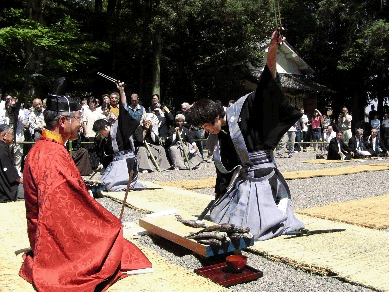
<box><xmin>285</xmin><ymin>228</ymin><xmax>346</xmax><ymax>238</ymax></box>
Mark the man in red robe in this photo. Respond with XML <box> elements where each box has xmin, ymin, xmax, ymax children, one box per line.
<box><xmin>19</xmin><ymin>90</ymin><xmax>151</xmax><ymax>292</ymax></box>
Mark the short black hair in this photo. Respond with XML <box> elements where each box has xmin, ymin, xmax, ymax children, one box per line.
<box><xmin>0</xmin><ymin>124</ymin><xmax>11</xmax><ymax>134</ymax></box>
<box><xmin>93</xmin><ymin>119</ymin><xmax>110</xmax><ymax>133</ymax></box>
<box><xmin>88</xmin><ymin>96</ymin><xmax>98</xmax><ymax>105</ymax></box>
<box><xmin>101</xmin><ymin>103</ymin><xmax>110</xmax><ymax>111</ymax></box>
<box><xmin>185</xmin><ymin>99</ymin><xmax>225</xmax><ymax>127</ymax></box>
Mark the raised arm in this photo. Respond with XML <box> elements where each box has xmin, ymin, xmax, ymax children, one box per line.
<box><xmin>117</xmin><ymin>82</ymin><xmax>126</xmax><ymax>105</ymax></box>
<box><xmin>267</xmin><ymin>29</ymin><xmax>284</xmax><ymax>79</ymax></box>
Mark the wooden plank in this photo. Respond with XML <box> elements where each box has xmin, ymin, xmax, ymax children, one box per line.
<box><xmin>139</xmin><ymin>214</ymin><xmax>254</xmax><ymax>257</ymax></box>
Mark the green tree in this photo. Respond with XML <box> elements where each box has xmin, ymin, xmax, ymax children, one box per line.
<box><xmin>0</xmin><ymin>1</ymin><xmax>108</xmax><ymax>99</ymax></box>
<box><xmin>282</xmin><ymin>0</ymin><xmax>389</xmax><ymax>122</ymax></box>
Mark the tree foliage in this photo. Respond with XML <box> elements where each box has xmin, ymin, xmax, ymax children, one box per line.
<box><xmin>1</xmin><ymin>0</ymin><xmax>388</xmax><ymax>113</ymax></box>
<box><xmin>283</xmin><ymin>0</ymin><xmax>389</xmax><ymax>116</ymax></box>
<box><xmin>0</xmin><ymin>1</ymin><xmax>108</xmax><ymax>97</ymax></box>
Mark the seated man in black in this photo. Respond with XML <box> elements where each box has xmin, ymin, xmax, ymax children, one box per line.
<box><xmin>0</xmin><ymin>124</ymin><xmax>23</xmax><ymax>202</ymax></box>
<box><xmin>68</xmin><ymin>132</ymin><xmax>93</xmax><ymax>176</ymax></box>
<box><xmin>327</xmin><ymin>132</ymin><xmax>352</xmax><ymax>160</ymax></box>
<box><xmin>366</xmin><ymin>129</ymin><xmax>388</xmax><ymax>157</ymax></box>
<box><xmin>348</xmin><ymin>128</ymin><xmax>370</xmax><ymax>159</ymax></box>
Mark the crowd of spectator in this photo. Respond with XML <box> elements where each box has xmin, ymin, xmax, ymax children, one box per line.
<box><xmin>0</xmin><ymin>89</ymin><xmax>214</xmax><ymax>201</ymax></box>
<box><xmin>2</xmin><ymin>86</ymin><xmax>389</xmax><ymax>201</ymax></box>
<box><xmin>277</xmin><ymin>103</ymin><xmax>389</xmax><ymax>160</ymax></box>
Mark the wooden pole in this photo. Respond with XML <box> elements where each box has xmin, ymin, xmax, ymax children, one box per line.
<box><xmin>176</xmin><ymin>129</ymin><xmax>192</xmax><ymax>170</ymax></box>
<box><xmin>119</xmin><ymin>169</ymin><xmax>134</xmax><ymax>221</ymax></box>
<box><xmin>144</xmin><ymin>141</ymin><xmax>161</xmax><ymax>171</ymax></box>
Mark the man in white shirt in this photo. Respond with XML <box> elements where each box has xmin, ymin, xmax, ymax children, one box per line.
<box><xmin>82</xmin><ymin>97</ymin><xmax>106</xmax><ymax>139</ymax></box>
<box><xmin>325</xmin><ymin>125</ymin><xmax>336</xmax><ymax>145</ymax></box>
<box><xmin>300</xmin><ymin>108</ymin><xmax>309</xmax><ymax>152</ymax></box>
<box><xmin>382</xmin><ymin>112</ymin><xmax>389</xmax><ymax>140</ymax></box>
<box><xmin>366</xmin><ymin>129</ymin><xmax>387</xmax><ymax>157</ymax></box>
<box><xmin>28</xmin><ymin>98</ymin><xmax>45</xmax><ymax>141</ymax></box>
<box><xmin>0</xmin><ymin>96</ymin><xmax>28</xmax><ymax>175</ymax></box>
<box><xmin>340</xmin><ymin>106</ymin><xmax>352</xmax><ymax>144</ymax></box>
<box><xmin>82</xmin><ymin>97</ymin><xmax>106</xmax><ymax>169</ymax></box>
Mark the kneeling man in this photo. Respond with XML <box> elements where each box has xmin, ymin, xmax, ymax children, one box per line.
<box><xmin>93</xmin><ymin>82</ymin><xmax>146</xmax><ymax>191</ymax></box>
<box><xmin>20</xmin><ymin>91</ymin><xmax>151</xmax><ymax>291</ymax></box>
<box><xmin>186</xmin><ymin>30</ymin><xmax>304</xmax><ymax>240</ymax></box>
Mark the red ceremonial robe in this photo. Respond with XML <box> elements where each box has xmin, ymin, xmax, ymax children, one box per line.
<box><xmin>19</xmin><ymin>130</ymin><xmax>151</xmax><ymax>292</ymax></box>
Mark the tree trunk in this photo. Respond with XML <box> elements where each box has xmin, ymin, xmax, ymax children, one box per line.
<box><xmin>107</xmin><ymin>0</ymin><xmax>117</xmax><ymax>15</ymax></box>
<box><xmin>151</xmin><ymin>30</ymin><xmax>161</xmax><ymax>96</ymax></box>
<box><xmin>26</xmin><ymin>0</ymin><xmax>45</xmax><ymax>73</ymax></box>
<box><xmin>95</xmin><ymin>0</ymin><xmax>103</xmax><ymax>14</ymax></box>
<box><xmin>352</xmin><ymin>90</ymin><xmax>363</xmax><ymax>132</ymax></box>
<box><xmin>28</xmin><ymin>0</ymin><xmax>44</xmax><ymax>23</ymax></box>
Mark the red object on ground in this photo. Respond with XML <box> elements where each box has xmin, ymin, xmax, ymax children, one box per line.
<box><xmin>196</xmin><ymin>262</ymin><xmax>263</xmax><ymax>287</ymax></box>
<box><xmin>226</xmin><ymin>255</ymin><xmax>248</xmax><ymax>272</ymax></box>
<box><xmin>19</xmin><ymin>135</ymin><xmax>151</xmax><ymax>292</ymax></box>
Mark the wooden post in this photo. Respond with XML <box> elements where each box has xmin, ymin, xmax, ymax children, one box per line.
<box><xmin>144</xmin><ymin>141</ymin><xmax>161</xmax><ymax>171</ymax></box>
<box><xmin>176</xmin><ymin>129</ymin><xmax>192</xmax><ymax>170</ymax></box>
<box><xmin>119</xmin><ymin>169</ymin><xmax>134</xmax><ymax>221</ymax></box>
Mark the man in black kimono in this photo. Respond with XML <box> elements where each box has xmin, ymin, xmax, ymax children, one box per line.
<box><xmin>186</xmin><ymin>31</ymin><xmax>304</xmax><ymax>240</ymax></box>
<box><xmin>0</xmin><ymin>124</ymin><xmax>23</xmax><ymax>202</ymax></box>
<box><xmin>92</xmin><ymin>82</ymin><xmax>145</xmax><ymax>191</ymax></box>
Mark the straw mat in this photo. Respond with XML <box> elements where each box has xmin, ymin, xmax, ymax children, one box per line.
<box><xmin>109</xmin><ymin>245</ymin><xmax>224</xmax><ymax>292</ymax></box>
<box><xmin>249</xmin><ymin>214</ymin><xmax>389</xmax><ymax>291</ymax></box>
<box><xmin>283</xmin><ymin>163</ymin><xmax>389</xmax><ymax>179</ymax></box>
<box><xmin>106</xmin><ymin>186</ymin><xmax>389</xmax><ymax>291</ymax></box>
<box><xmin>105</xmin><ymin>181</ymin><xmax>212</xmax><ymax>216</ymax></box>
<box><xmin>155</xmin><ymin>163</ymin><xmax>389</xmax><ymax>190</ymax></box>
<box><xmin>0</xmin><ymin>201</ymin><xmax>223</xmax><ymax>292</ymax></box>
<box><xmin>0</xmin><ymin>201</ymin><xmax>35</xmax><ymax>291</ymax></box>
<box><xmin>155</xmin><ymin>177</ymin><xmax>216</xmax><ymax>190</ymax></box>
<box><xmin>302</xmin><ymin>159</ymin><xmax>354</xmax><ymax>164</ymax></box>
<box><xmin>296</xmin><ymin>194</ymin><xmax>389</xmax><ymax>229</ymax></box>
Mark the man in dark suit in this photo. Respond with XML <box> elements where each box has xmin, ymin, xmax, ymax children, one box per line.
<box><xmin>327</xmin><ymin>132</ymin><xmax>352</xmax><ymax>160</ymax></box>
<box><xmin>348</xmin><ymin>128</ymin><xmax>369</xmax><ymax>159</ymax></box>
<box><xmin>366</xmin><ymin>129</ymin><xmax>389</xmax><ymax>157</ymax></box>
<box><xmin>0</xmin><ymin>124</ymin><xmax>23</xmax><ymax>202</ymax></box>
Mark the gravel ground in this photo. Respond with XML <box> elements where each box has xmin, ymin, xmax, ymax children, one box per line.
<box><xmin>96</xmin><ymin>151</ymin><xmax>387</xmax><ymax>291</ymax></box>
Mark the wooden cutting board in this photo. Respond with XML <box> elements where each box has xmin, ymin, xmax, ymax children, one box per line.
<box><xmin>139</xmin><ymin>214</ymin><xmax>254</xmax><ymax>257</ymax></box>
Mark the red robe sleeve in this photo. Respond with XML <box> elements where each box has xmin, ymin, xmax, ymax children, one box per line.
<box><xmin>20</xmin><ymin>138</ymin><xmax>151</xmax><ymax>292</ymax></box>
